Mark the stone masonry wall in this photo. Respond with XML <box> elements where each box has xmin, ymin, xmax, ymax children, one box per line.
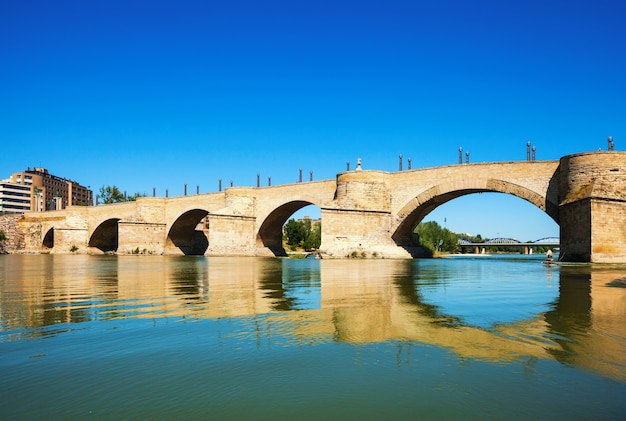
<box><xmin>335</xmin><ymin>171</ymin><xmax>390</xmax><ymax>211</ymax></box>
<box><xmin>591</xmin><ymin>199</ymin><xmax>626</xmax><ymax>263</ymax></box>
<box><xmin>559</xmin><ymin>151</ymin><xmax>626</xmax><ymax>263</ymax></box>
<box><xmin>0</xmin><ymin>214</ymin><xmax>25</xmax><ymax>253</ymax></box>
<box><xmin>558</xmin><ymin>199</ymin><xmax>591</xmax><ymax>262</ymax></box>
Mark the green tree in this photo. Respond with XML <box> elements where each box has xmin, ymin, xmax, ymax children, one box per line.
<box><xmin>127</xmin><ymin>192</ymin><xmax>145</xmax><ymax>201</ymax></box>
<box><xmin>0</xmin><ymin>229</ymin><xmax>6</xmax><ymax>242</ymax></box>
<box><xmin>99</xmin><ymin>185</ymin><xmax>125</xmax><ymax>204</ymax></box>
<box><xmin>415</xmin><ymin>221</ymin><xmax>459</xmax><ymax>254</ymax></box>
<box><xmin>99</xmin><ymin>186</ymin><xmax>145</xmax><ymax>203</ymax></box>
<box><xmin>283</xmin><ymin>218</ymin><xmax>322</xmax><ymax>251</ymax></box>
<box><xmin>303</xmin><ymin>222</ymin><xmax>321</xmax><ymax>250</ymax></box>
<box><xmin>284</xmin><ymin>218</ymin><xmax>306</xmax><ymax>248</ymax></box>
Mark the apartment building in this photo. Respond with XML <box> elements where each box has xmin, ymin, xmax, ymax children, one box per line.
<box><xmin>0</xmin><ymin>178</ymin><xmax>32</xmax><ymax>213</ymax></box>
<box><xmin>2</xmin><ymin>168</ymin><xmax>92</xmax><ymax>213</ymax></box>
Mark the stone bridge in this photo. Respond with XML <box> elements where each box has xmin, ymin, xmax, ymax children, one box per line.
<box><xmin>18</xmin><ymin>151</ymin><xmax>626</xmax><ymax>263</ymax></box>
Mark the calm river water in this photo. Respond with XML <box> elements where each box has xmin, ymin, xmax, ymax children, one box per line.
<box><xmin>1</xmin><ymin>254</ymin><xmax>625</xmax><ymax>420</ymax></box>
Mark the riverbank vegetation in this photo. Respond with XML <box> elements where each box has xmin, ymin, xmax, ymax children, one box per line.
<box><xmin>283</xmin><ymin>218</ymin><xmax>321</xmax><ymax>251</ymax></box>
<box><xmin>281</xmin><ymin>218</ymin><xmax>551</xmax><ymax>256</ymax></box>
<box><xmin>415</xmin><ymin>221</ymin><xmax>551</xmax><ymax>255</ymax></box>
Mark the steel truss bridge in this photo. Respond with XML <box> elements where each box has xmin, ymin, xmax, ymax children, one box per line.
<box><xmin>457</xmin><ymin>237</ymin><xmax>560</xmax><ymax>247</ymax></box>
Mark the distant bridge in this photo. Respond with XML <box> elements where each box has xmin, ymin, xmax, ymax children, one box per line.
<box><xmin>458</xmin><ymin>237</ymin><xmax>560</xmax><ymax>247</ymax></box>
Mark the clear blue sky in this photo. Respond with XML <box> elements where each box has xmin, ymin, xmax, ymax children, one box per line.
<box><xmin>2</xmin><ymin>0</ymin><xmax>624</xmax><ymax>241</ymax></box>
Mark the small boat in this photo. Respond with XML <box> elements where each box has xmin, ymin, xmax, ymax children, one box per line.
<box><xmin>542</xmin><ymin>257</ymin><xmax>558</xmax><ymax>266</ymax></box>
<box><xmin>542</xmin><ymin>250</ymin><xmax>557</xmax><ymax>266</ymax></box>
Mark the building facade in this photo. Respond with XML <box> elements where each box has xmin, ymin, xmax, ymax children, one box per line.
<box><xmin>0</xmin><ymin>178</ymin><xmax>32</xmax><ymax>213</ymax></box>
<box><xmin>2</xmin><ymin>168</ymin><xmax>92</xmax><ymax>213</ymax></box>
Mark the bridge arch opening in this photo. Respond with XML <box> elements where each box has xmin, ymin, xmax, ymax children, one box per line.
<box><xmin>166</xmin><ymin>209</ymin><xmax>209</xmax><ymax>255</ymax></box>
<box><xmin>257</xmin><ymin>202</ymin><xmax>322</xmax><ymax>257</ymax></box>
<box><xmin>393</xmin><ymin>190</ymin><xmax>559</xmax><ymax>255</ymax></box>
<box><xmin>42</xmin><ymin>228</ymin><xmax>54</xmax><ymax>249</ymax></box>
<box><xmin>89</xmin><ymin>218</ymin><xmax>120</xmax><ymax>253</ymax></box>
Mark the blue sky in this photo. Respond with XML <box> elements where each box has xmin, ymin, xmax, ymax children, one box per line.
<box><xmin>2</xmin><ymin>0</ymin><xmax>624</xmax><ymax>241</ymax></box>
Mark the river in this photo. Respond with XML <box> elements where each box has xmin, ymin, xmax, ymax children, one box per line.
<box><xmin>1</xmin><ymin>254</ymin><xmax>625</xmax><ymax>420</ymax></box>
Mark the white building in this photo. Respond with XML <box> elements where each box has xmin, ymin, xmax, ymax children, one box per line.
<box><xmin>0</xmin><ymin>178</ymin><xmax>32</xmax><ymax>214</ymax></box>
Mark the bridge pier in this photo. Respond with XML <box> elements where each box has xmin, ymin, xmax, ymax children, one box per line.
<box><xmin>119</xmin><ymin>221</ymin><xmax>167</xmax><ymax>255</ymax></box>
<box><xmin>559</xmin><ymin>152</ymin><xmax>626</xmax><ymax>263</ymax></box>
<box><xmin>53</xmin><ymin>227</ymin><xmax>89</xmax><ymax>253</ymax></box>
<box><xmin>319</xmin><ymin>171</ymin><xmax>412</xmax><ymax>258</ymax></box>
<box><xmin>205</xmin><ymin>187</ymin><xmax>259</xmax><ymax>256</ymax></box>
<box><xmin>319</xmin><ymin>208</ymin><xmax>412</xmax><ymax>258</ymax></box>
<box><xmin>205</xmin><ymin>214</ymin><xmax>258</xmax><ymax>256</ymax></box>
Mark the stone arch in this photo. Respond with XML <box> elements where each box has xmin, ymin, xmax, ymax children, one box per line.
<box><xmin>166</xmin><ymin>209</ymin><xmax>209</xmax><ymax>255</ymax></box>
<box><xmin>89</xmin><ymin>218</ymin><xmax>120</xmax><ymax>252</ymax></box>
<box><xmin>256</xmin><ymin>200</ymin><xmax>318</xmax><ymax>256</ymax></box>
<box><xmin>392</xmin><ymin>178</ymin><xmax>559</xmax><ymax>247</ymax></box>
<box><xmin>42</xmin><ymin>227</ymin><xmax>54</xmax><ymax>249</ymax></box>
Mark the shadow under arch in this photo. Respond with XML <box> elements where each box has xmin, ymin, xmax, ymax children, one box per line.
<box><xmin>392</xmin><ymin>179</ymin><xmax>560</xmax><ymax>254</ymax></box>
<box><xmin>167</xmin><ymin>209</ymin><xmax>209</xmax><ymax>255</ymax></box>
<box><xmin>43</xmin><ymin>227</ymin><xmax>54</xmax><ymax>249</ymax></box>
<box><xmin>89</xmin><ymin>218</ymin><xmax>120</xmax><ymax>252</ymax></box>
<box><xmin>257</xmin><ymin>200</ymin><xmax>318</xmax><ymax>256</ymax></box>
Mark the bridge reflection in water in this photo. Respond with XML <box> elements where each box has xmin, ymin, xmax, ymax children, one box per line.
<box><xmin>1</xmin><ymin>255</ymin><xmax>624</xmax><ymax>382</ymax></box>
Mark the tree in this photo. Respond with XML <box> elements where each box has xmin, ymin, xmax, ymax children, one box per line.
<box><xmin>99</xmin><ymin>185</ymin><xmax>125</xmax><ymax>204</ymax></box>
<box><xmin>284</xmin><ymin>219</ymin><xmax>306</xmax><ymax>248</ymax></box>
<box><xmin>0</xmin><ymin>229</ymin><xmax>6</xmax><ymax>242</ymax></box>
<box><xmin>127</xmin><ymin>192</ymin><xmax>145</xmax><ymax>201</ymax></box>
<box><xmin>303</xmin><ymin>222</ymin><xmax>321</xmax><ymax>251</ymax></box>
<box><xmin>99</xmin><ymin>186</ymin><xmax>145</xmax><ymax>204</ymax></box>
<box><xmin>415</xmin><ymin>221</ymin><xmax>459</xmax><ymax>254</ymax></box>
<box><xmin>283</xmin><ymin>218</ymin><xmax>322</xmax><ymax>251</ymax></box>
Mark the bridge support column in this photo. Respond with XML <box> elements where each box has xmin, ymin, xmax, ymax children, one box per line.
<box><xmin>320</xmin><ymin>170</ymin><xmax>412</xmax><ymax>258</ymax></box>
<box><xmin>559</xmin><ymin>152</ymin><xmax>626</xmax><ymax>263</ymax></box>
<box><xmin>320</xmin><ymin>208</ymin><xmax>411</xmax><ymax>258</ymax></box>
<box><xmin>206</xmin><ymin>214</ymin><xmax>257</xmax><ymax>256</ymax></box>
<box><xmin>52</xmin><ymin>227</ymin><xmax>89</xmax><ymax>253</ymax></box>
<box><xmin>560</xmin><ymin>198</ymin><xmax>626</xmax><ymax>263</ymax></box>
<box><xmin>205</xmin><ymin>187</ymin><xmax>259</xmax><ymax>256</ymax></box>
<box><xmin>118</xmin><ymin>221</ymin><xmax>167</xmax><ymax>255</ymax></box>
